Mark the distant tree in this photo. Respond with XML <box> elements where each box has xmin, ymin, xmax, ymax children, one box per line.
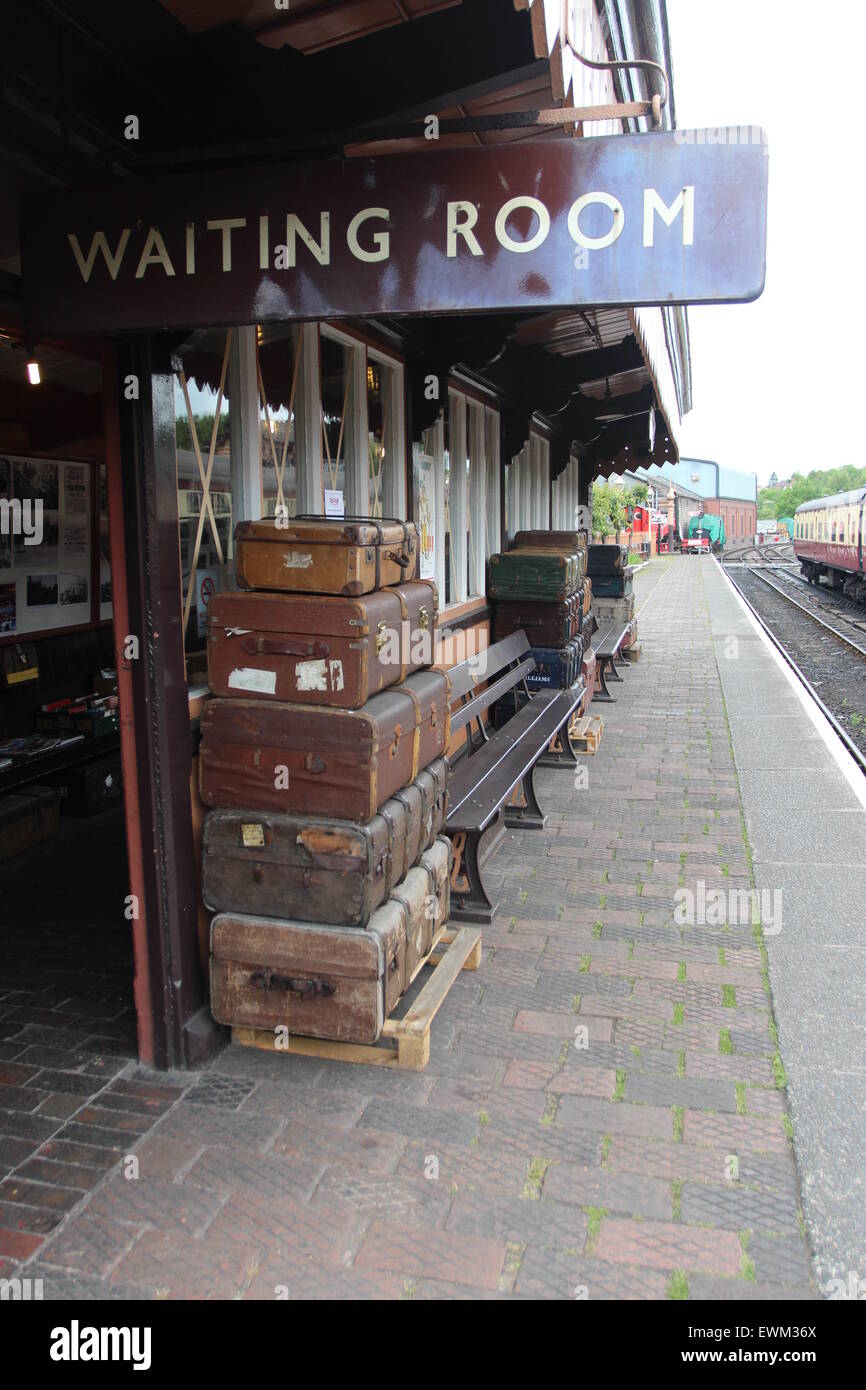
<box><xmin>757</xmin><ymin>465</ymin><xmax>866</xmax><ymax>518</ymax></box>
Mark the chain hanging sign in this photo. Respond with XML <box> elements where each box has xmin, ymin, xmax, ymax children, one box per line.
<box><xmin>21</xmin><ymin>129</ymin><xmax>768</xmax><ymax>335</ymax></box>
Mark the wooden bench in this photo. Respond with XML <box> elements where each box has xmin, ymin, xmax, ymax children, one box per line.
<box><xmin>592</xmin><ymin>620</ymin><xmax>631</xmax><ymax>702</ymax></box>
<box><xmin>444</xmin><ymin>632</ymin><xmax>585</xmax><ymax>924</ymax></box>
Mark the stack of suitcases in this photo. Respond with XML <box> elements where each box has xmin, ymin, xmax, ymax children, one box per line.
<box><xmin>489</xmin><ymin>529</ymin><xmax>592</xmax><ymax>714</ymax></box>
<box><xmin>586</xmin><ymin>542</ymin><xmax>639</xmax><ymax>655</ymax></box>
<box><xmin>198</xmin><ymin>516</ymin><xmax>454</xmax><ymax>1046</ymax></box>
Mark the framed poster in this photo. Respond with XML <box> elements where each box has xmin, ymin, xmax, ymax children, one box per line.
<box><xmin>416</xmin><ymin>452</ymin><xmax>436</xmax><ymax>581</ymax></box>
<box><xmin>0</xmin><ymin>454</ymin><xmax>94</xmax><ymax>637</ymax></box>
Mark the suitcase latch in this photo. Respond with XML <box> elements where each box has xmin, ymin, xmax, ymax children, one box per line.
<box><xmin>249</xmin><ymin>970</ymin><xmax>335</xmax><ymax>999</ymax></box>
<box><xmin>419</xmin><ymin>605</ymin><xmax>429</xmax><ymax>631</ymax></box>
<box><xmin>376</xmin><ymin>620</ymin><xmax>388</xmax><ymax>655</ymax></box>
<box><xmin>303</xmin><ymin>753</ymin><xmax>326</xmax><ymax>774</ymax></box>
<box><xmin>390</xmin><ymin>726</ymin><xmax>402</xmax><ymax>759</ymax></box>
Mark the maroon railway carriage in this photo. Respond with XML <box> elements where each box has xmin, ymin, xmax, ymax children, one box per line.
<box><xmin>793</xmin><ymin>488</ymin><xmax>866</xmax><ymax>601</ymax></box>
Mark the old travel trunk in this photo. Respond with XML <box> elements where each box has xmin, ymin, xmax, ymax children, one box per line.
<box><xmin>210</xmin><ymin>906</ymin><xmax>406</xmax><ymax>1043</ymax></box>
<box><xmin>209</xmin><ymin>836</ymin><xmax>452</xmax><ymax>1043</ymax></box>
<box><xmin>206</xmin><ymin>581</ymin><xmax>438</xmax><ymax>707</ymax></box>
<box><xmin>512</xmin><ymin>530</ymin><xmax>587</xmax><ymax>552</ymax></box>
<box><xmin>488</xmin><ymin>550</ymin><xmax>583</xmax><ymax>601</ymax></box>
<box><xmin>0</xmin><ymin>784</ymin><xmax>61</xmax><ymax>861</ymax></box>
<box><xmin>493</xmin><ymin>598</ymin><xmax>577</xmax><ymax>648</ymax></box>
<box><xmin>586</xmin><ymin>543</ymin><xmax>629</xmax><ymax>575</ymax></box>
<box><xmin>201</xmin><ymin>757</ymin><xmax>449</xmax><ymax>925</ymax></box>
<box><xmin>235</xmin><ymin>517</ymin><xmax>418</xmax><ymax>595</ymax></box>
<box><xmin>199</xmin><ymin>669</ymin><xmax>450</xmax><ymax>821</ymax></box>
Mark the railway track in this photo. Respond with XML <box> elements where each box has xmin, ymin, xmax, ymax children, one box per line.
<box><xmin>721</xmin><ymin>552</ymin><xmax>866</xmax><ymax>774</ymax></box>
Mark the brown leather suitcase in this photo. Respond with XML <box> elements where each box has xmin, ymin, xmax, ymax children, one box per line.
<box><xmin>235</xmin><ymin>516</ymin><xmax>418</xmax><ymax>595</ymax></box>
<box><xmin>493</xmin><ymin>598</ymin><xmax>575</xmax><ymax>647</ymax></box>
<box><xmin>581</xmin><ymin>578</ymin><xmax>592</xmax><ymax>618</ymax></box>
<box><xmin>513</xmin><ymin>529</ymin><xmax>587</xmax><ymax>552</ymax></box>
<box><xmin>206</xmin><ymin>581</ymin><xmax>438</xmax><ymax>707</ymax></box>
<box><xmin>201</xmin><ymin>757</ymin><xmax>449</xmax><ymax>926</ymax></box>
<box><xmin>209</xmin><ymin>836</ymin><xmax>452</xmax><ymax>1044</ymax></box>
<box><xmin>199</xmin><ymin>669</ymin><xmax>450</xmax><ymax>821</ymax></box>
<box><xmin>210</xmin><ymin>904</ymin><xmax>407</xmax><ymax>1043</ymax></box>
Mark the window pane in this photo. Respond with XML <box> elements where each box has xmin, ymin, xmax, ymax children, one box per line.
<box><xmin>367</xmin><ymin>357</ymin><xmax>394</xmax><ymax>518</ymax></box>
<box><xmin>173</xmin><ymin>328</ymin><xmax>233</xmax><ymax>671</ymax></box>
<box><xmin>443</xmin><ymin>406</ymin><xmax>452</xmax><ymax>604</ymax></box>
<box><xmin>258</xmin><ymin>324</ymin><xmax>298</xmax><ymax>520</ymax></box>
<box><xmin>466</xmin><ymin>407</ymin><xmax>476</xmax><ymax>591</ymax></box>
<box><xmin>321</xmin><ymin>334</ymin><xmax>350</xmax><ymax>510</ymax></box>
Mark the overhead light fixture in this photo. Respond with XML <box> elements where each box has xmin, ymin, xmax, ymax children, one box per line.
<box><xmin>27</xmin><ymin>358</ymin><xmax>41</xmax><ymax>385</ymax></box>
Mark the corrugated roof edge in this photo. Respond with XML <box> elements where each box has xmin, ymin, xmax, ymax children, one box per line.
<box><xmin>796</xmin><ymin>490</ymin><xmax>866</xmax><ymax>513</ymax></box>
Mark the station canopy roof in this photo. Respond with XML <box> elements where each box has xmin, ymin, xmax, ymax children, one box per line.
<box><xmin>0</xmin><ymin>0</ymin><xmax>688</xmax><ymax>474</ymax></box>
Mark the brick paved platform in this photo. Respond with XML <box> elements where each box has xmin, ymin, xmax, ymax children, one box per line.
<box><xmin>0</xmin><ymin>558</ymin><xmax>820</xmax><ymax>1300</ymax></box>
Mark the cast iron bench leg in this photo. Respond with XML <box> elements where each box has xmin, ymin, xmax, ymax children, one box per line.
<box><xmin>594</xmin><ymin>658</ymin><xmax>616</xmax><ymax>702</ymax></box>
<box><xmin>608</xmin><ymin>650</ymin><xmax>624</xmax><ymax>681</ymax></box>
<box><xmin>449</xmin><ymin>829</ymin><xmax>498</xmax><ymax>925</ymax></box>
<box><xmin>538</xmin><ymin>716</ymin><xmax>579</xmax><ymax>768</ymax></box>
<box><xmin>504</xmin><ymin>762</ymin><xmax>547</xmax><ymax>830</ymax></box>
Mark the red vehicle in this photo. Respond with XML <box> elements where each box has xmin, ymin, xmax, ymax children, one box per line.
<box><xmin>793</xmin><ymin>488</ymin><xmax>866</xmax><ymax>601</ymax></box>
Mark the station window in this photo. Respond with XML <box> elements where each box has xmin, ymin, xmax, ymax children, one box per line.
<box><xmin>506</xmin><ymin>432</ymin><xmax>550</xmax><ymax>542</ymax></box>
<box><xmin>413</xmin><ymin>387</ymin><xmax>499</xmax><ymax>610</ymax></box>
<box><xmin>173</xmin><ymin>327</ymin><xmax>233</xmax><ymax>674</ymax></box>
<box><xmin>258</xmin><ymin>323</ymin><xmax>299</xmax><ymax>520</ymax></box>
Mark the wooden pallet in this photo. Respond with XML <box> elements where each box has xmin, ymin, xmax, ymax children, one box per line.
<box><xmin>568</xmin><ymin>713</ymin><xmax>604</xmax><ymax>754</ymax></box>
<box><xmin>231</xmin><ymin>925</ymin><xmax>482</xmax><ymax>1072</ymax></box>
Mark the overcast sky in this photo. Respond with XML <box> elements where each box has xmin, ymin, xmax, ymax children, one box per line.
<box><xmin>666</xmin><ymin>0</ymin><xmax>863</xmax><ymax>487</ymax></box>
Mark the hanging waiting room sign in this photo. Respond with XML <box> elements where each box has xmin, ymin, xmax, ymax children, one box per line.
<box><xmin>21</xmin><ymin>129</ymin><xmax>768</xmax><ymax>335</ymax></box>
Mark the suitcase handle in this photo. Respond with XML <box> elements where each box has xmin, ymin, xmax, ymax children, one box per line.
<box><xmin>249</xmin><ymin>969</ymin><xmax>335</xmax><ymax>999</ymax></box>
<box><xmin>384</xmin><ymin>549</ymin><xmax>412</xmax><ymax>570</ymax></box>
<box><xmin>240</xmin><ymin>636</ymin><xmax>330</xmax><ymax>659</ymax></box>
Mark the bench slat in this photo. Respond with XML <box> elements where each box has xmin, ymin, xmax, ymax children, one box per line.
<box><xmin>447</xmin><ymin>685</ymin><xmax>582</xmax><ymax>834</ymax></box>
<box><xmin>447</xmin><ymin>631</ymin><xmax>530</xmax><ymax>704</ymax></box>
<box><xmin>449</xmin><ymin>656</ymin><xmax>536</xmax><ymax>735</ymax></box>
<box><xmin>594</xmin><ymin>621</ymin><xmax>630</xmax><ymax>659</ymax></box>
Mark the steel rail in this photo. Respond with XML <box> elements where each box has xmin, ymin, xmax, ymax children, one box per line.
<box><xmin>731</xmin><ymin>559</ymin><xmax>866</xmax><ymax>660</ymax></box>
<box><xmin>723</xmin><ymin>565</ymin><xmax>866</xmax><ymax>778</ymax></box>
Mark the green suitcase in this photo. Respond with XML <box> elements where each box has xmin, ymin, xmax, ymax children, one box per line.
<box><xmin>489</xmin><ymin>549</ymin><xmax>583</xmax><ymax>600</ymax></box>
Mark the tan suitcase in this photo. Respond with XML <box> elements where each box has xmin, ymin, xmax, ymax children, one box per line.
<box><xmin>235</xmin><ymin>516</ymin><xmax>418</xmax><ymax>595</ymax></box>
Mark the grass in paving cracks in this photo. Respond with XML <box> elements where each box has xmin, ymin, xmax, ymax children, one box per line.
<box><xmin>522</xmin><ymin>1157</ymin><xmax>550</xmax><ymax>1200</ymax></box>
<box><xmin>667</xmin><ymin>1270</ymin><xmax>689</xmax><ymax>1300</ymax></box>
<box><xmin>584</xmin><ymin>1207</ymin><xmax>608</xmax><ymax>1256</ymax></box>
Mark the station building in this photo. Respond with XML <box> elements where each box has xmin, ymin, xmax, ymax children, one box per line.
<box><xmin>639</xmin><ymin>456</ymin><xmax>758</xmax><ymax>541</ymax></box>
<box><xmin>0</xmin><ymin>0</ymin><xmax>766</xmax><ymax>1070</ymax></box>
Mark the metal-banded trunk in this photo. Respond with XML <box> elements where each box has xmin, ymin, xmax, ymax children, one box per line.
<box><xmin>209</xmin><ymin>837</ymin><xmax>452</xmax><ymax>1043</ymax></box>
<box><xmin>201</xmin><ymin>756</ymin><xmax>448</xmax><ymax>925</ymax></box>
<box><xmin>494</xmin><ymin>597</ymin><xmax>578</xmax><ymax>647</ymax></box>
<box><xmin>489</xmin><ymin>548</ymin><xmax>585</xmax><ymax>600</ymax></box>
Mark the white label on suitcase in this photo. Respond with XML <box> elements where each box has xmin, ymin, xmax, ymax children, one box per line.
<box><xmin>282</xmin><ymin>550</ymin><xmax>313</xmax><ymax>568</ymax></box>
<box><xmin>295</xmin><ymin>659</ymin><xmax>328</xmax><ymax>691</ymax></box>
<box><xmin>228</xmin><ymin>667</ymin><xmax>278</xmax><ymax>694</ymax></box>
